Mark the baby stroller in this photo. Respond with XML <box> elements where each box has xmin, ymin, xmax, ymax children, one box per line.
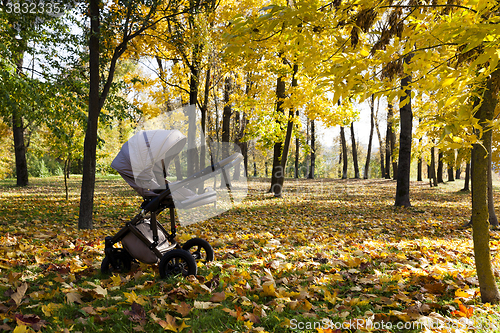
<box><xmin>102</xmin><ymin>129</ymin><xmax>244</xmax><ymax>277</ymax></box>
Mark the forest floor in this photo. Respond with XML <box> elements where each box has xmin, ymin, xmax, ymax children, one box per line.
<box><xmin>1</xmin><ymin>176</ymin><xmax>500</xmax><ymax>332</ymax></box>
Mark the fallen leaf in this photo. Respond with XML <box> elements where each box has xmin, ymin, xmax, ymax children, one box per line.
<box><xmin>209</xmin><ymin>292</ymin><xmax>226</xmax><ymax>302</ymax></box>
<box><xmin>11</xmin><ymin>283</ymin><xmax>28</xmax><ymax>306</ymax></box>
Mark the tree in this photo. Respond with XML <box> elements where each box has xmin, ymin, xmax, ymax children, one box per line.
<box><xmin>350</xmin><ymin>122</ymin><xmax>359</xmax><ymax>179</ymax></box>
<box><xmin>385</xmin><ymin>102</ymin><xmax>396</xmax><ymax>179</ymax></box>
<box><xmin>373</xmin><ymin>98</ymin><xmax>385</xmax><ymax>178</ymax></box>
<box><xmin>340</xmin><ymin>126</ymin><xmax>348</xmax><ymax>179</ymax></box>
<box><xmin>0</xmin><ymin>3</ymin><xmax>56</xmax><ymax>186</ymax></box>
<box><xmin>394</xmin><ymin>53</ymin><xmax>413</xmax><ymax>207</ymax></box>
<box><xmin>437</xmin><ymin>150</ymin><xmax>444</xmax><ymax>183</ymax></box>
<box><xmin>429</xmin><ymin>147</ymin><xmax>438</xmax><ymax>187</ymax></box>
<box><xmin>363</xmin><ymin>95</ymin><xmax>375</xmax><ymax>179</ymax></box>
<box><xmin>470</xmin><ymin>69</ymin><xmax>500</xmax><ymax>303</ymax></box>
<box><xmin>308</xmin><ymin>119</ymin><xmax>315</xmax><ymax>179</ymax></box>
<box><xmin>79</xmin><ymin>0</ymin><xmax>194</xmax><ymax>229</ymax></box>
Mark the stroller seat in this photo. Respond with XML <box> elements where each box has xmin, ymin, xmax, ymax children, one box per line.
<box><xmin>169</xmin><ymin>184</ymin><xmax>216</xmax><ymax>209</ymax></box>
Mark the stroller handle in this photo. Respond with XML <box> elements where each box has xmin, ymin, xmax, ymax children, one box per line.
<box><xmin>142</xmin><ymin>153</ymin><xmax>243</xmax><ymax>213</ymax></box>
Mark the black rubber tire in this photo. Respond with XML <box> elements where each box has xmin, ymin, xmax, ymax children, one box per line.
<box><xmin>159</xmin><ymin>249</ymin><xmax>197</xmax><ymax>278</ymax></box>
<box><xmin>182</xmin><ymin>238</ymin><xmax>214</xmax><ymax>263</ymax></box>
<box><xmin>101</xmin><ymin>249</ymin><xmax>132</xmax><ymax>274</ymax></box>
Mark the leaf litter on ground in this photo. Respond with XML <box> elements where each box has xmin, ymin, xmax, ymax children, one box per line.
<box><xmin>0</xmin><ymin>176</ymin><xmax>500</xmax><ymax>332</ymax></box>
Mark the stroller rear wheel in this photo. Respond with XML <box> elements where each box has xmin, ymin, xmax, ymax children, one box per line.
<box><xmin>182</xmin><ymin>238</ymin><xmax>214</xmax><ymax>263</ymax></box>
<box><xmin>159</xmin><ymin>249</ymin><xmax>197</xmax><ymax>278</ymax></box>
<box><xmin>101</xmin><ymin>249</ymin><xmax>132</xmax><ymax>274</ymax></box>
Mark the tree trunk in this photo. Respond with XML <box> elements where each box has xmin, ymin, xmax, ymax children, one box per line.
<box><xmin>456</xmin><ymin>167</ymin><xmax>461</xmax><ymax>180</ymax></box>
<box><xmin>294</xmin><ymin>110</ymin><xmax>300</xmax><ymax>179</ymax></box>
<box><xmin>198</xmin><ymin>67</ymin><xmax>210</xmax><ymax>192</ymax></box>
<box><xmin>12</xmin><ymin>111</ymin><xmax>29</xmax><ymax>186</ymax></box>
<box><xmin>338</xmin><ymin>146</ymin><xmax>343</xmax><ymax>178</ymax></box>
<box><xmin>187</xmin><ymin>44</ymin><xmax>201</xmax><ymax>177</ymax></box>
<box><xmin>364</xmin><ymin>95</ymin><xmax>375</xmax><ymax>179</ymax></box>
<box><xmin>437</xmin><ymin>151</ymin><xmax>444</xmax><ymax>183</ymax></box>
<box><xmin>394</xmin><ymin>54</ymin><xmax>413</xmax><ymax>207</ymax></box>
<box><xmin>417</xmin><ymin>157</ymin><xmax>422</xmax><ymax>181</ymax></box>
<box><xmin>430</xmin><ymin>147</ymin><xmax>438</xmax><ymax>187</ymax></box>
<box><xmin>471</xmin><ymin>68</ymin><xmax>500</xmax><ymax>304</ymax></box>
<box><xmin>64</xmin><ymin>159</ymin><xmax>69</xmax><ymax>200</ymax></box>
<box><xmin>308</xmin><ymin>120</ymin><xmax>315</xmax><ymax>179</ymax></box>
<box><xmin>78</xmin><ymin>0</ymin><xmax>101</xmax><ymax>229</ymax></box>
<box><xmin>350</xmin><ymin>122</ymin><xmax>359</xmax><ymax>179</ymax></box>
<box><xmin>253</xmin><ymin>155</ymin><xmax>257</xmax><ymax>177</ymax></box>
<box><xmin>488</xmin><ymin>141</ymin><xmax>498</xmax><ymax>227</ymax></box>
<box><xmin>417</xmin><ymin>126</ymin><xmax>422</xmax><ymax>182</ymax></box>
<box><xmin>374</xmin><ymin>101</ymin><xmax>385</xmax><ymax>178</ymax></box>
<box><xmin>221</xmin><ymin>75</ymin><xmax>232</xmax><ymax>147</ymax></box>
<box><xmin>385</xmin><ymin>102</ymin><xmax>393</xmax><ymax>179</ymax></box>
<box><xmin>276</xmin><ymin>64</ymin><xmax>299</xmax><ymax>193</ymax></box>
<box><xmin>305</xmin><ymin>120</ymin><xmax>309</xmax><ymax>177</ymax></box>
<box><xmin>448</xmin><ymin>167</ymin><xmax>455</xmax><ymax>182</ymax></box>
<box><xmin>221</xmin><ymin>75</ymin><xmax>232</xmax><ymax>188</ymax></box>
<box><xmin>340</xmin><ymin>126</ymin><xmax>348</xmax><ymax>179</ymax></box>
<box><xmin>462</xmin><ymin>162</ymin><xmax>470</xmax><ymax>191</ymax></box>
<box><xmin>269</xmin><ymin>73</ymin><xmax>286</xmax><ymax>194</ymax></box>
<box><xmin>12</xmin><ymin>48</ymin><xmax>29</xmax><ymax>187</ymax></box>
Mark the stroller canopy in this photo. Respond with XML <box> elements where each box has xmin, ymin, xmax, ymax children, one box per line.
<box><xmin>111</xmin><ymin>129</ymin><xmax>187</xmax><ymax>197</ymax></box>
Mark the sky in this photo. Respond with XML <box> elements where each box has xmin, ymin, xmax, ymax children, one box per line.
<box><xmin>317</xmin><ymin>97</ymin><xmax>388</xmax><ymax>150</ymax></box>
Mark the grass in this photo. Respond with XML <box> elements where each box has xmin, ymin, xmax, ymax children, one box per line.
<box><xmin>1</xmin><ymin>175</ymin><xmax>500</xmax><ymax>332</ymax></box>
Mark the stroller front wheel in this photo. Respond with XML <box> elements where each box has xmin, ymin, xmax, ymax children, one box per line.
<box><xmin>159</xmin><ymin>249</ymin><xmax>197</xmax><ymax>278</ymax></box>
<box><xmin>182</xmin><ymin>238</ymin><xmax>214</xmax><ymax>263</ymax></box>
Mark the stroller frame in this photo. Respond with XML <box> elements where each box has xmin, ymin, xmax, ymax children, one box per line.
<box><xmin>102</xmin><ymin>151</ymin><xmax>243</xmax><ymax>277</ymax></box>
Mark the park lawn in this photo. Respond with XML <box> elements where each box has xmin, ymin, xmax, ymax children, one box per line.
<box><xmin>1</xmin><ymin>176</ymin><xmax>500</xmax><ymax>332</ymax></box>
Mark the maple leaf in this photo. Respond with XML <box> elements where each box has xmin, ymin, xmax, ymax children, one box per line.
<box><xmin>124</xmin><ymin>291</ymin><xmax>147</xmax><ymax>305</ymax></box>
<box><xmin>158</xmin><ymin>313</ymin><xmax>179</xmax><ymax>332</ymax></box>
<box><xmin>65</xmin><ymin>292</ymin><xmax>82</xmax><ymax>305</ymax></box>
<box><xmin>450</xmin><ymin>303</ymin><xmax>474</xmax><ymax>318</ymax></box>
<box><xmin>172</xmin><ymin>302</ymin><xmax>191</xmax><ymax>317</ymax></box>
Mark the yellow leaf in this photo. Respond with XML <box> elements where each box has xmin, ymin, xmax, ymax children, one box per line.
<box><xmin>442</xmin><ymin>76</ymin><xmax>456</xmax><ymax>87</ymax></box>
<box><xmin>124</xmin><ymin>291</ymin><xmax>147</xmax><ymax>305</ymax></box>
<box><xmin>262</xmin><ymin>281</ymin><xmax>277</xmax><ymax>297</ymax></box>
<box><xmin>110</xmin><ymin>274</ymin><xmax>122</xmax><ymax>286</ymax></box>
<box><xmin>331</xmin><ymin>274</ymin><xmax>344</xmax><ymax>282</ymax></box>
<box><xmin>41</xmin><ymin>303</ymin><xmax>63</xmax><ymax>317</ymax></box>
<box><xmin>13</xmin><ymin>325</ymin><xmax>34</xmax><ymax>333</ymax></box>
<box><xmin>243</xmin><ymin>320</ymin><xmax>253</xmax><ymax>329</ymax></box>
<box><xmin>455</xmin><ymin>289</ymin><xmax>471</xmax><ymax>298</ymax></box>
<box><xmin>324</xmin><ymin>290</ymin><xmax>338</xmax><ymax>305</ymax></box>
<box><xmin>158</xmin><ymin>313</ymin><xmax>178</xmax><ymax>332</ymax></box>
<box><xmin>177</xmin><ymin>320</ymin><xmax>190</xmax><ymax>332</ymax></box>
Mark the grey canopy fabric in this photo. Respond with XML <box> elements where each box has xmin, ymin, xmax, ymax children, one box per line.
<box><xmin>111</xmin><ymin>129</ymin><xmax>187</xmax><ymax>197</ymax></box>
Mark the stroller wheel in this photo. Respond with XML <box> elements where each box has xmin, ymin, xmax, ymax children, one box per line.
<box><xmin>182</xmin><ymin>238</ymin><xmax>214</xmax><ymax>263</ymax></box>
<box><xmin>159</xmin><ymin>249</ymin><xmax>197</xmax><ymax>278</ymax></box>
<box><xmin>101</xmin><ymin>249</ymin><xmax>132</xmax><ymax>274</ymax></box>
